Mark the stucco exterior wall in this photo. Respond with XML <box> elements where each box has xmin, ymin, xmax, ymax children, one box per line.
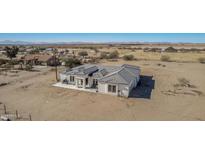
<box><xmin>98</xmin><ymin>82</ymin><xmax>107</xmax><ymax>93</ymax></box>
<box><xmin>59</xmin><ymin>73</ymin><xmax>67</xmax><ymax>82</ymax></box>
<box><xmin>118</xmin><ymin>84</ymin><xmax>129</xmax><ymax>97</ymax></box>
<box><xmin>98</xmin><ymin>83</ymin><xmax>118</xmax><ymax>96</ymax></box>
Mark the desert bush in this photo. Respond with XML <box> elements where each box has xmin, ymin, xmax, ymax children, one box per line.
<box><xmin>178</xmin><ymin>78</ymin><xmax>190</xmax><ymax>87</ymax></box>
<box><xmin>93</xmin><ymin>48</ymin><xmax>100</xmax><ymax>53</ymax></box>
<box><xmin>107</xmin><ymin>51</ymin><xmax>119</xmax><ymax>59</ymax></box>
<box><xmin>100</xmin><ymin>52</ymin><xmax>108</xmax><ymax>59</ymax></box>
<box><xmin>123</xmin><ymin>54</ymin><xmax>134</xmax><ymax>61</ymax></box>
<box><xmin>160</xmin><ymin>55</ymin><xmax>171</xmax><ymax>62</ymax></box>
<box><xmin>0</xmin><ymin>59</ymin><xmax>8</xmax><ymax>65</ymax></box>
<box><xmin>8</xmin><ymin>59</ymin><xmax>19</xmax><ymax>65</ymax></box>
<box><xmin>164</xmin><ymin>47</ymin><xmax>178</xmax><ymax>52</ymax></box>
<box><xmin>144</xmin><ymin>48</ymin><xmax>162</xmax><ymax>52</ymax></box>
<box><xmin>64</xmin><ymin>58</ymin><xmax>81</xmax><ymax>68</ymax></box>
<box><xmin>198</xmin><ymin>57</ymin><xmax>205</xmax><ymax>63</ymax></box>
<box><xmin>25</xmin><ymin>64</ymin><xmax>33</xmax><ymax>71</ymax></box>
<box><xmin>78</xmin><ymin>51</ymin><xmax>88</xmax><ymax>57</ymax></box>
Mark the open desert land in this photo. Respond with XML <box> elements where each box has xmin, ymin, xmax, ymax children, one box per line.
<box><xmin>0</xmin><ymin>59</ymin><xmax>205</xmax><ymax>121</ymax></box>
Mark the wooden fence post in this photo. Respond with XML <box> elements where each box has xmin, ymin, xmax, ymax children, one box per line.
<box><xmin>16</xmin><ymin>110</ymin><xmax>18</xmax><ymax>119</ymax></box>
<box><xmin>3</xmin><ymin>104</ymin><xmax>7</xmax><ymax>114</ymax></box>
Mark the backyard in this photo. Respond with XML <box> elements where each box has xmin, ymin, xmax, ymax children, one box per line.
<box><xmin>0</xmin><ymin>60</ymin><xmax>205</xmax><ymax>120</ymax></box>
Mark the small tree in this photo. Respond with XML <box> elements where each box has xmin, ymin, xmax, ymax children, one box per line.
<box><xmin>78</xmin><ymin>51</ymin><xmax>88</xmax><ymax>57</ymax></box>
<box><xmin>123</xmin><ymin>54</ymin><xmax>134</xmax><ymax>61</ymax></box>
<box><xmin>4</xmin><ymin>46</ymin><xmax>19</xmax><ymax>60</ymax></box>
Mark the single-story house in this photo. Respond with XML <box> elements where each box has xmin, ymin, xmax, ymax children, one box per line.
<box><xmin>22</xmin><ymin>54</ymin><xmax>57</xmax><ymax>66</ymax></box>
<box><xmin>59</xmin><ymin>64</ymin><xmax>140</xmax><ymax>97</ymax></box>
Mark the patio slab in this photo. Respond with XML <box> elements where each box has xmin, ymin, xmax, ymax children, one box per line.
<box><xmin>53</xmin><ymin>82</ymin><xmax>97</xmax><ymax>93</ymax></box>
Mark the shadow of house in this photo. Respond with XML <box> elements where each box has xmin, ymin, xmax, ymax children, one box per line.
<box><xmin>129</xmin><ymin>75</ymin><xmax>155</xmax><ymax>99</ymax></box>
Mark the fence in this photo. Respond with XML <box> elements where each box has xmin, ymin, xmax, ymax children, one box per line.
<box><xmin>0</xmin><ymin>102</ymin><xmax>32</xmax><ymax>121</ymax></box>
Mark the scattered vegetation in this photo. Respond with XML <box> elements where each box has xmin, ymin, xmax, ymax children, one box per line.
<box><xmin>93</xmin><ymin>48</ymin><xmax>100</xmax><ymax>54</ymax></box>
<box><xmin>100</xmin><ymin>51</ymin><xmax>119</xmax><ymax>59</ymax></box>
<box><xmin>174</xmin><ymin>78</ymin><xmax>197</xmax><ymax>88</ymax></box>
<box><xmin>123</xmin><ymin>54</ymin><xmax>134</xmax><ymax>61</ymax></box>
<box><xmin>0</xmin><ymin>58</ymin><xmax>8</xmax><ymax>66</ymax></box>
<box><xmin>198</xmin><ymin>57</ymin><xmax>205</xmax><ymax>63</ymax></box>
<box><xmin>178</xmin><ymin>78</ymin><xmax>190</xmax><ymax>87</ymax></box>
<box><xmin>143</xmin><ymin>48</ymin><xmax>162</xmax><ymax>52</ymax></box>
<box><xmin>64</xmin><ymin>58</ymin><xmax>81</xmax><ymax>68</ymax></box>
<box><xmin>160</xmin><ymin>55</ymin><xmax>171</xmax><ymax>62</ymax></box>
<box><xmin>100</xmin><ymin>52</ymin><xmax>108</xmax><ymax>59</ymax></box>
<box><xmin>25</xmin><ymin>64</ymin><xmax>33</xmax><ymax>71</ymax></box>
<box><xmin>178</xmin><ymin>48</ymin><xmax>203</xmax><ymax>53</ymax></box>
<box><xmin>78</xmin><ymin>51</ymin><xmax>88</xmax><ymax>57</ymax></box>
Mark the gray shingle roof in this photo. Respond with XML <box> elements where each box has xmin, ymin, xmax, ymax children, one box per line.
<box><xmin>62</xmin><ymin>64</ymin><xmax>98</xmax><ymax>76</ymax></box>
<box><xmin>61</xmin><ymin>64</ymin><xmax>140</xmax><ymax>84</ymax></box>
<box><xmin>98</xmin><ymin>67</ymin><xmax>137</xmax><ymax>85</ymax></box>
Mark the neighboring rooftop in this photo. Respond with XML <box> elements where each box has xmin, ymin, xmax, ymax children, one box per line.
<box><xmin>23</xmin><ymin>54</ymin><xmax>54</xmax><ymax>62</ymax></box>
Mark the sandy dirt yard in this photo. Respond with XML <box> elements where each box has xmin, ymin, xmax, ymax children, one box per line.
<box><xmin>0</xmin><ymin>61</ymin><xmax>205</xmax><ymax>121</ymax></box>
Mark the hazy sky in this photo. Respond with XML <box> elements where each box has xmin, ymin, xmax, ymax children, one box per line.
<box><xmin>0</xmin><ymin>33</ymin><xmax>205</xmax><ymax>43</ymax></box>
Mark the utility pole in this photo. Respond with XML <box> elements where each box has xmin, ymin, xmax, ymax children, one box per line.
<box><xmin>54</xmin><ymin>52</ymin><xmax>58</xmax><ymax>81</ymax></box>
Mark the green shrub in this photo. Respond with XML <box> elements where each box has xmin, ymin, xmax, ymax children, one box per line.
<box><xmin>64</xmin><ymin>58</ymin><xmax>81</xmax><ymax>68</ymax></box>
<box><xmin>198</xmin><ymin>57</ymin><xmax>205</xmax><ymax>63</ymax></box>
<box><xmin>160</xmin><ymin>55</ymin><xmax>171</xmax><ymax>62</ymax></box>
<box><xmin>123</xmin><ymin>54</ymin><xmax>134</xmax><ymax>61</ymax></box>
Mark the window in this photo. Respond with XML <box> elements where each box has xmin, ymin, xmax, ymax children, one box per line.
<box><xmin>70</xmin><ymin>76</ymin><xmax>75</xmax><ymax>82</ymax></box>
<box><xmin>108</xmin><ymin>85</ymin><xmax>116</xmax><ymax>93</ymax></box>
<box><xmin>93</xmin><ymin>79</ymin><xmax>98</xmax><ymax>85</ymax></box>
<box><xmin>85</xmin><ymin>78</ymin><xmax>88</xmax><ymax>85</ymax></box>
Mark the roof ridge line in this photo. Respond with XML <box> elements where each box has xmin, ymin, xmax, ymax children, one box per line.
<box><xmin>99</xmin><ymin>67</ymin><xmax>124</xmax><ymax>80</ymax></box>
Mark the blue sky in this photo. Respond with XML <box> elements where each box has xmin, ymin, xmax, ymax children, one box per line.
<box><xmin>0</xmin><ymin>33</ymin><xmax>205</xmax><ymax>43</ymax></box>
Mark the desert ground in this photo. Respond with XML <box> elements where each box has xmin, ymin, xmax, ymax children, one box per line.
<box><xmin>0</xmin><ymin>59</ymin><xmax>205</xmax><ymax>121</ymax></box>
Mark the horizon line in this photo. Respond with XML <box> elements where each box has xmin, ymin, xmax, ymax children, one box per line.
<box><xmin>1</xmin><ymin>39</ymin><xmax>205</xmax><ymax>44</ymax></box>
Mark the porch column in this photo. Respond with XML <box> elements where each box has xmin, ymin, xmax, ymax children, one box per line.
<box><xmin>75</xmin><ymin>78</ymin><xmax>78</xmax><ymax>87</ymax></box>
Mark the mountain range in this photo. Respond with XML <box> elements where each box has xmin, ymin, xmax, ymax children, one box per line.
<box><xmin>0</xmin><ymin>40</ymin><xmax>202</xmax><ymax>45</ymax></box>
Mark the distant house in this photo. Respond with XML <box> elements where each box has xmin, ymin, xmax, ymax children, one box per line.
<box><xmin>23</xmin><ymin>54</ymin><xmax>57</xmax><ymax>66</ymax></box>
<box><xmin>58</xmin><ymin>64</ymin><xmax>140</xmax><ymax>97</ymax></box>
<box><xmin>37</xmin><ymin>54</ymin><xmax>56</xmax><ymax>66</ymax></box>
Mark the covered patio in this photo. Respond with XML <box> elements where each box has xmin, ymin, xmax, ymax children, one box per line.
<box><xmin>53</xmin><ymin>82</ymin><xmax>97</xmax><ymax>93</ymax></box>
